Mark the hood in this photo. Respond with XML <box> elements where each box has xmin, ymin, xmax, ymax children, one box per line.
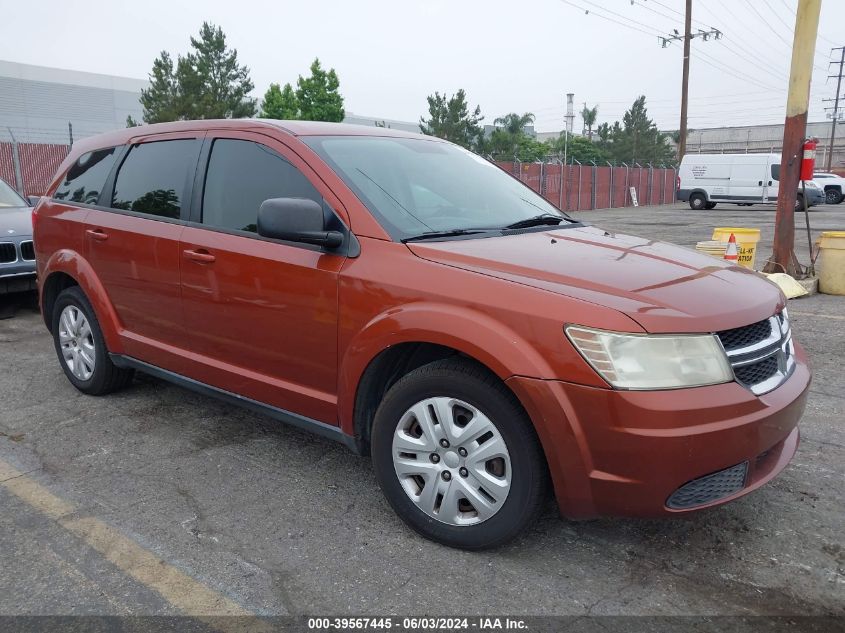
<box><xmin>0</xmin><ymin>206</ymin><xmax>33</xmax><ymax>237</ymax></box>
<box><xmin>406</xmin><ymin>225</ymin><xmax>784</xmax><ymax>334</ymax></box>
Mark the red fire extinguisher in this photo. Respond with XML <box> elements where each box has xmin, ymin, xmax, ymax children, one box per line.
<box><xmin>800</xmin><ymin>138</ymin><xmax>817</xmax><ymax>181</ymax></box>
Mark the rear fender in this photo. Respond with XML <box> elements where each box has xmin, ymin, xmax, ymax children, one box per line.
<box><xmin>41</xmin><ymin>249</ymin><xmax>124</xmax><ymax>353</ymax></box>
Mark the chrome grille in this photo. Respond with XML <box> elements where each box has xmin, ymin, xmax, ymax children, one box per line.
<box><xmin>718</xmin><ymin>318</ymin><xmax>772</xmax><ymax>351</ymax></box>
<box><xmin>0</xmin><ymin>242</ymin><xmax>16</xmax><ymax>263</ymax></box>
<box><xmin>19</xmin><ymin>240</ymin><xmax>35</xmax><ymax>261</ymax></box>
<box><xmin>717</xmin><ymin>309</ymin><xmax>794</xmax><ymax>395</ymax></box>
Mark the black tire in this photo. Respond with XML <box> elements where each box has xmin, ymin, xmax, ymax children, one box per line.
<box><xmin>705</xmin><ymin>202</ymin><xmax>717</xmax><ymax>209</ymax></box>
<box><xmin>689</xmin><ymin>193</ymin><xmax>707</xmax><ymax>210</ymax></box>
<box><xmin>370</xmin><ymin>358</ymin><xmax>548</xmax><ymax>550</ymax></box>
<box><xmin>51</xmin><ymin>286</ymin><xmax>134</xmax><ymax>395</ymax></box>
<box><xmin>794</xmin><ymin>194</ymin><xmax>805</xmax><ymax>212</ymax></box>
<box><xmin>825</xmin><ymin>188</ymin><xmax>843</xmax><ymax>205</ymax></box>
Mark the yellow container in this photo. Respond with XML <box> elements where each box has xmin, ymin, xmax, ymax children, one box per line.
<box><xmin>711</xmin><ymin>227</ymin><xmax>761</xmax><ymax>270</ymax></box>
<box><xmin>817</xmin><ymin>231</ymin><xmax>845</xmax><ymax>295</ymax></box>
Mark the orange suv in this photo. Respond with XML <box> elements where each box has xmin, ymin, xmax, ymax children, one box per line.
<box><xmin>33</xmin><ymin>120</ymin><xmax>810</xmax><ymax>549</ymax></box>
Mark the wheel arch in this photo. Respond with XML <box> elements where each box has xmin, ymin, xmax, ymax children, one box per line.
<box><xmin>339</xmin><ymin>302</ymin><xmax>558</xmax><ymax>453</ymax></box>
<box><xmin>40</xmin><ymin>250</ymin><xmax>123</xmax><ymax>352</ymax></box>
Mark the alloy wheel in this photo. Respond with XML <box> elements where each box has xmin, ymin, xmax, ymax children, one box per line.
<box><xmin>58</xmin><ymin>305</ymin><xmax>96</xmax><ymax>381</ymax></box>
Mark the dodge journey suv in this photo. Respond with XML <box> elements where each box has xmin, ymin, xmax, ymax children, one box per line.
<box><xmin>33</xmin><ymin>120</ymin><xmax>810</xmax><ymax>549</ymax></box>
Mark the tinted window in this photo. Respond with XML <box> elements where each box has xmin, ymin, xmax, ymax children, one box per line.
<box><xmin>202</xmin><ymin>139</ymin><xmax>321</xmax><ymax>233</ymax></box>
<box><xmin>771</xmin><ymin>164</ymin><xmax>780</xmax><ymax>181</ymax></box>
<box><xmin>54</xmin><ymin>147</ymin><xmax>118</xmax><ymax>205</ymax></box>
<box><xmin>111</xmin><ymin>140</ymin><xmax>196</xmax><ymax>218</ymax></box>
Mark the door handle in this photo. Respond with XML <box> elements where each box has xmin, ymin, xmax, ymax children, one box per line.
<box><xmin>86</xmin><ymin>228</ymin><xmax>109</xmax><ymax>241</ymax></box>
<box><xmin>758</xmin><ymin>181</ymin><xmax>763</xmax><ymax>186</ymax></box>
<box><xmin>183</xmin><ymin>248</ymin><xmax>216</xmax><ymax>263</ymax></box>
<box><xmin>768</xmin><ymin>181</ymin><xmax>773</xmax><ymax>186</ymax></box>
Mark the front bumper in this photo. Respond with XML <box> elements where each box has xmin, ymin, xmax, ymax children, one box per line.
<box><xmin>507</xmin><ymin>341</ymin><xmax>810</xmax><ymax>519</ymax></box>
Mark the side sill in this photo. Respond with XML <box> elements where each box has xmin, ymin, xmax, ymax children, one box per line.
<box><xmin>110</xmin><ymin>354</ymin><xmax>359</xmax><ymax>453</ymax></box>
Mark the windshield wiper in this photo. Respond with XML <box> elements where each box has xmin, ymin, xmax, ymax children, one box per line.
<box><xmin>402</xmin><ymin>229</ymin><xmax>492</xmax><ymax>242</ymax></box>
<box><xmin>502</xmin><ymin>214</ymin><xmax>568</xmax><ymax>230</ymax></box>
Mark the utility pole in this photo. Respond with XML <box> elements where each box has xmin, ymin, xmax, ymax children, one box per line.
<box><xmin>679</xmin><ymin>0</ymin><xmax>691</xmax><ymax>159</ymax></box>
<box><xmin>823</xmin><ymin>46</ymin><xmax>844</xmax><ymax>171</ymax></box>
<box><xmin>659</xmin><ymin>2</ymin><xmax>721</xmax><ymax>160</ymax></box>
<box><xmin>763</xmin><ymin>0</ymin><xmax>821</xmax><ymax>277</ymax></box>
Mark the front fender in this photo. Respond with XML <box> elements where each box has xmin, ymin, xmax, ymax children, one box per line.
<box><xmin>337</xmin><ymin>301</ymin><xmax>557</xmax><ymax>435</ymax></box>
<box><xmin>41</xmin><ymin>249</ymin><xmax>124</xmax><ymax>353</ymax></box>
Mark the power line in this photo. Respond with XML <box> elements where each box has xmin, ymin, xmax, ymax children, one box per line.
<box><xmin>578</xmin><ymin>0</ymin><xmax>665</xmax><ymax>35</ymax></box>
<box><xmin>558</xmin><ymin>0</ymin><xmax>661</xmax><ymax>37</ymax></box>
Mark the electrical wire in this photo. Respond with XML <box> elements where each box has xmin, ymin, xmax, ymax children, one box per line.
<box><xmin>558</xmin><ymin>0</ymin><xmax>662</xmax><ymax>38</ymax></box>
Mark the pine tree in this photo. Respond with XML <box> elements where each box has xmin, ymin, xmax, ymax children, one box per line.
<box><xmin>419</xmin><ymin>89</ymin><xmax>484</xmax><ymax>150</ymax></box>
<box><xmin>138</xmin><ymin>22</ymin><xmax>256</xmax><ymax>123</ymax></box>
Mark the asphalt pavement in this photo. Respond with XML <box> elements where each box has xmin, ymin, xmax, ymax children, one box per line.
<box><xmin>0</xmin><ymin>202</ymin><xmax>842</xmax><ymax>620</ymax></box>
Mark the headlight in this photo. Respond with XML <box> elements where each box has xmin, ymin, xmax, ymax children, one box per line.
<box><xmin>565</xmin><ymin>325</ymin><xmax>734</xmax><ymax>390</ymax></box>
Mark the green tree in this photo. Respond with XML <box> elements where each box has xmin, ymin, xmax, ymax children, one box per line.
<box><xmin>139</xmin><ymin>51</ymin><xmax>181</xmax><ymax>123</ymax></box>
<box><xmin>546</xmin><ymin>134</ymin><xmax>609</xmax><ymax>163</ymax></box>
<box><xmin>580</xmin><ymin>104</ymin><xmax>598</xmax><ymax>140</ymax></box>
<box><xmin>595</xmin><ymin>96</ymin><xmax>674</xmax><ymax>164</ymax></box>
<box><xmin>295</xmin><ymin>58</ymin><xmax>345</xmax><ymax>122</ymax></box>
<box><xmin>419</xmin><ymin>89</ymin><xmax>484</xmax><ymax>149</ymax></box>
<box><xmin>138</xmin><ymin>22</ymin><xmax>256</xmax><ymax>123</ymax></box>
<box><xmin>488</xmin><ymin>113</ymin><xmax>540</xmax><ymax>159</ymax></box>
<box><xmin>260</xmin><ymin>82</ymin><xmax>299</xmax><ymax>119</ymax></box>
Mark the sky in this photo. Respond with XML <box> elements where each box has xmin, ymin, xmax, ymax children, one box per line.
<box><xmin>1</xmin><ymin>0</ymin><xmax>843</xmax><ymax>133</ymax></box>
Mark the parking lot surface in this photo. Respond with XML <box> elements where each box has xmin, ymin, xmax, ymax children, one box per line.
<box><xmin>0</xmin><ymin>202</ymin><xmax>843</xmax><ymax>618</ymax></box>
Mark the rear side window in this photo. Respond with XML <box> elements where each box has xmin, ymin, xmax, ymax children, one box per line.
<box><xmin>201</xmin><ymin>139</ymin><xmax>321</xmax><ymax>233</ymax></box>
<box><xmin>111</xmin><ymin>140</ymin><xmax>197</xmax><ymax>219</ymax></box>
<box><xmin>771</xmin><ymin>164</ymin><xmax>780</xmax><ymax>181</ymax></box>
<box><xmin>54</xmin><ymin>147</ymin><xmax>119</xmax><ymax>204</ymax></box>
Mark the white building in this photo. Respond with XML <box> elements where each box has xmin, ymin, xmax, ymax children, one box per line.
<box><xmin>0</xmin><ymin>60</ymin><xmax>147</xmax><ymax>144</ymax></box>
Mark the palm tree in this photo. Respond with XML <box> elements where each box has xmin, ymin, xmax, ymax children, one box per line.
<box><xmin>493</xmin><ymin>112</ymin><xmax>535</xmax><ymax>136</ymax></box>
<box><xmin>581</xmin><ymin>105</ymin><xmax>598</xmax><ymax>140</ymax></box>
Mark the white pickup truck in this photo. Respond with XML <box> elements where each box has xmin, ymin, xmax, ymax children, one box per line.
<box><xmin>813</xmin><ymin>172</ymin><xmax>845</xmax><ymax>205</ymax></box>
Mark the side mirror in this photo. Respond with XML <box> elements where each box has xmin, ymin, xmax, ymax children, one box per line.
<box><xmin>257</xmin><ymin>198</ymin><xmax>344</xmax><ymax>249</ymax></box>
<box><xmin>27</xmin><ymin>195</ymin><xmax>40</xmax><ymax>207</ymax></box>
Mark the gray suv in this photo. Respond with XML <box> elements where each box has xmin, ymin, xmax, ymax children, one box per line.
<box><xmin>0</xmin><ymin>178</ymin><xmax>36</xmax><ymax>294</ymax></box>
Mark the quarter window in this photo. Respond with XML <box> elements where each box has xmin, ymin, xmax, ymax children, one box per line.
<box><xmin>201</xmin><ymin>139</ymin><xmax>321</xmax><ymax>233</ymax></box>
<box><xmin>771</xmin><ymin>164</ymin><xmax>780</xmax><ymax>181</ymax></box>
<box><xmin>54</xmin><ymin>147</ymin><xmax>119</xmax><ymax>205</ymax></box>
<box><xmin>111</xmin><ymin>140</ymin><xmax>197</xmax><ymax>219</ymax></box>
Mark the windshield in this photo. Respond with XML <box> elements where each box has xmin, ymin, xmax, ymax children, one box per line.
<box><xmin>0</xmin><ymin>178</ymin><xmax>27</xmax><ymax>208</ymax></box>
<box><xmin>304</xmin><ymin>136</ymin><xmax>567</xmax><ymax>240</ymax></box>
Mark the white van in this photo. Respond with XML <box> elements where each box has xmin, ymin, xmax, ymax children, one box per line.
<box><xmin>677</xmin><ymin>153</ymin><xmax>824</xmax><ymax>210</ymax></box>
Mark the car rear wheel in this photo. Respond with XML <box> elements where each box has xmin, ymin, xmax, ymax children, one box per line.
<box><xmin>825</xmin><ymin>188</ymin><xmax>843</xmax><ymax>205</ymax></box>
<box><xmin>794</xmin><ymin>194</ymin><xmax>805</xmax><ymax>211</ymax></box>
<box><xmin>689</xmin><ymin>193</ymin><xmax>706</xmax><ymax>210</ymax></box>
<box><xmin>370</xmin><ymin>358</ymin><xmax>547</xmax><ymax>550</ymax></box>
<box><xmin>705</xmin><ymin>202</ymin><xmax>717</xmax><ymax>209</ymax></box>
<box><xmin>52</xmin><ymin>286</ymin><xmax>134</xmax><ymax>395</ymax></box>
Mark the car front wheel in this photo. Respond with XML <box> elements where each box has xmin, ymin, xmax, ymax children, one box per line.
<box><xmin>825</xmin><ymin>188</ymin><xmax>843</xmax><ymax>205</ymax></box>
<box><xmin>371</xmin><ymin>358</ymin><xmax>548</xmax><ymax>550</ymax></box>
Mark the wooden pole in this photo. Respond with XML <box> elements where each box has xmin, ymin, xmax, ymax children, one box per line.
<box><xmin>677</xmin><ymin>0</ymin><xmax>692</xmax><ymax>160</ymax></box>
<box><xmin>763</xmin><ymin>0</ymin><xmax>821</xmax><ymax>276</ymax></box>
